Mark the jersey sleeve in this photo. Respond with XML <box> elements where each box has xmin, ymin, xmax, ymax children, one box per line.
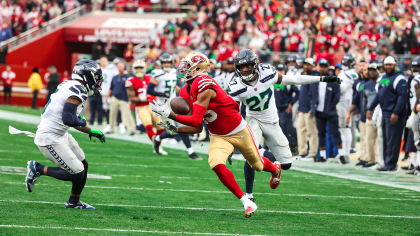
<box><xmin>192</xmin><ymin>75</ymin><xmax>218</xmax><ymax>95</ymax></box>
<box><xmin>68</xmin><ymin>83</ymin><xmax>88</xmax><ymax>102</ymax></box>
<box><xmin>125</xmin><ymin>77</ymin><xmax>135</xmax><ymax>88</ymax></box>
<box><xmin>227</xmin><ymin>78</ymin><xmax>245</xmax><ymax>103</ymax></box>
<box><xmin>259</xmin><ymin>64</ymin><xmax>278</xmax><ymax>86</ymax></box>
<box><xmin>151</xmin><ymin>69</ymin><xmax>166</xmax><ymax>83</ymax></box>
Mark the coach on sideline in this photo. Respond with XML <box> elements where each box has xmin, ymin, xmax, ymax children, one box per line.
<box><xmin>106</xmin><ymin>62</ymin><xmax>136</xmax><ymax>135</ymax></box>
<box><xmin>367</xmin><ymin>56</ymin><xmax>408</xmax><ymax>172</ymax></box>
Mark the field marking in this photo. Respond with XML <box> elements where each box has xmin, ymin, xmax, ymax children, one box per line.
<box><xmin>2</xmin><ymin>182</ymin><xmax>419</xmax><ymax>201</ymax></box>
<box><xmin>1</xmin><ymin>200</ymin><xmax>420</xmax><ymax>219</ymax></box>
<box><xmin>0</xmin><ymin>225</ymin><xmax>262</xmax><ymax>236</ymax></box>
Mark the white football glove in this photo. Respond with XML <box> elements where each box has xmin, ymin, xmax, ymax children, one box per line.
<box><xmin>149</xmin><ymin>100</ymin><xmax>170</xmax><ymax>118</ymax></box>
<box><xmin>157</xmin><ymin>120</ymin><xmax>178</xmax><ymax>133</ymax></box>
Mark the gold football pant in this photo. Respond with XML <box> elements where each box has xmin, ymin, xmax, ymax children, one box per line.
<box><xmin>136</xmin><ymin>105</ymin><xmax>164</xmax><ymax>131</ymax></box>
<box><xmin>208</xmin><ymin>125</ymin><xmax>264</xmax><ymax>171</ymax></box>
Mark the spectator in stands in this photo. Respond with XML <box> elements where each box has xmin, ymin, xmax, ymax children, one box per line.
<box><xmin>45</xmin><ymin>65</ymin><xmax>60</xmax><ymax>102</ymax></box>
<box><xmin>124</xmin><ymin>43</ymin><xmax>135</xmax><ymax>63</ymax></box>
<box><xmin>49</xmin><ymin>1</ymin><xmax>62</xmax><ymax>19</ymax></box>
<box><xmin>0</xmin><ymin>44</ymin><xmax>7</xmax><ymax>64</ymax></box>
<box><xmin>92</xmin><ymin>40</ymin><xmax>103</xmax><ymax>61</ymax></box>
<box><xmin>238</xmin><ymin>30</ymin><xmax>251</xmax><ymax>49</ymax></box>
<box><xmin>104</xmin><ymin>40</ymin><xmax>117</xmax><ymax>61</ymax></box>
<box><xmin>145</xmin><ymin>43</ymin><xmax>159</xmax><ymax>61</ymax></box>
<box><xmin>106</xmin><ymin>62</ymin><xmax>135</xmax><ymax>135</ymax></box>
<box><xmin>376</xmin><ymin>32</ymin><xmax>391</xmax><ymax>54</ymax></box>
<box><xmin>393</xmin><ymin>30</ymin><xmax>406</xmax><ymax>55</ymax></box>
<box><xmin>28</xmin><ymin>67</ymin><xmax>42</xmax><ymax>109</ymax></box>
<box><xmin>149</xmin><ymin>23</ymin><xmax>161</xmax><ymax>46</ymax></box>
<box><xmin>1</xmin><ymin>23</ymin><xmax>13</xmax><ymax>41</ymax></box>
<box><xmin>2</xmin><ymin>65</ymin><xmax>15</xmax><ymax>105</ymax></box>
<box><xmin>61</xmin><ymin>70</ymin><xmax>69</xmax><ymax>83</ymax></box>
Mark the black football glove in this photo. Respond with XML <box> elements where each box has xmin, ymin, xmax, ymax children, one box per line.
<box><xmin>321</xmin><ymin>76</ymin><xmax>341</xmax><ymax>84</ymax></box>
<box><xmin>157</xmin><ymin>92</ymin><xmax>170</xmax><ymax>98</ymax></box>
<box><xmin>89</xmin><ymin>129</ymin><xmax>106</xmax><ymax>143</ymax></box>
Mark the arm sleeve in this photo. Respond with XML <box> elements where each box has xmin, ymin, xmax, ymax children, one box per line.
<box><xmin>352</xmin><ymin>92</ymin><xmax>359</xmax><ymax>107</ymax></box>
<box><xmin>340</xmin><ymin>78</ymin><xmax>354</xmax><ymax>95</ymax></box>
<box><xmin>62</xmin><ymin>103</ymin><xmax>86</xmax><ymax>127</ymax></box>
<box><xmin>280</xmin><ymin>74</ymin><xmax>321</xmax><ymax>85</ymax></box>
<box><xmin>290</xmin><ymin>85</ymin><xmax>299</xmax><ymax>105</ymax></box>
<box><xmin>393</xmin><ymin>79</ymin><xmax>408</xmax><ymax>116</ymax></box>
<box><xmin>147</xmin><ymin>82</ymin><xmax>161</xmax><ymax>96</ymax></box>
<box><xmin>176</xmin><ymin>103</ymin><xmax>207</xmax><ymax>127</ymax></box>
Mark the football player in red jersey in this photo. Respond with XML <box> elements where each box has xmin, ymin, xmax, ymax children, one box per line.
<box><xmin>151</xmin><ymin>52</ymin><xmax>340</xmax><ymax>218</ymax></box>
<box><xmin>126</xmin><ymin>60</ymin><xmax>167</xmax><ymax>154</ymax></box>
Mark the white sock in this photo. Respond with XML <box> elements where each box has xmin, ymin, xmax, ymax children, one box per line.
<box><xmin>411</xmin><ymin>152</ymin><xmax>418</xmax><ymax>167</ymax></box>
<box><xmin>320</xmin><ymin>150</ymin><xmax>326</xmax><ymax>159</ymax></box>
<box><xmin>417</xmin><ymin>151</ymin><xmax>420</xmax><ymax>167</ymax></box>
<box><xmin>155</xmin><ymin>135</ymin><xmax>161</xmax><ymax>142</ymax></box>
<box><xmin>240</xmin><ymin>195</ymin><xmax>249</xmax><ymax>207</ymax></box>
<box><xmin>338</xmin><ymin>148</ymin><xmax>345</xmax><ymax>156</ymax></box>
<box><xmin>187</xmin><ymin>147</ymin><xmax>194</xmax><ymax>155</ymax></box>
<box><xmin>246</xmin><ymin>193</ymin><xmax>253</xmax><ymax>199</ymax></box>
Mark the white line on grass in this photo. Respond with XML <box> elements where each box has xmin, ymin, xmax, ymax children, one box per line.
<box><xmin>0</xmin><ymin>200</ymin><xmax>419</xmax><ymax>219</ymax></box>
<box><xmin>0</xmin><ymin>225</ymin><xmax>263</xmax><ymax>236</ymax></box>
<box><xmin>2</xmin><ymin>182</ymin><xmax>419</xmax><ymax>201</ymax></box>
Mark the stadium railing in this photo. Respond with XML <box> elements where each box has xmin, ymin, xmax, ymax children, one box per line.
<box><xmin>0</xmin><ymin>5</ymin><xmax>88</xmax><ymax>51</ymax></box>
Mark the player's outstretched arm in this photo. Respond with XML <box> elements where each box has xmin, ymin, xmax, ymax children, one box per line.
<box><xmin>277</xmin><ymin>74</ymin><xmax>341</xmax><ymax>85</ymax></box>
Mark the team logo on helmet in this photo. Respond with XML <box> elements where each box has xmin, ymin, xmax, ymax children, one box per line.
<box><xmin>192</xmin><ymin>56</ymin><xmax>206</xmax><ymax>63</ymax></box>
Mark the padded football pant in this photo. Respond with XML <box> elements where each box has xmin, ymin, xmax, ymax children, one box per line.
<box><xmin>37</xmin><ymin>133</ymin><xmax>88</xmax><ymax>195</ymax></box>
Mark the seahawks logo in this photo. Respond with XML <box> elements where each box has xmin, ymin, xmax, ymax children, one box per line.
<box><xmin>192</xmin><ymin>56</ymin><xmax>205</xmax><ymax>63</ymax></box>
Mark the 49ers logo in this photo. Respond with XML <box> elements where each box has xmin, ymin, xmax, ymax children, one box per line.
<box><xmin>191</xmin><ymin>56</ymin><xmax>205</xmax><ymax>63</ymax></box>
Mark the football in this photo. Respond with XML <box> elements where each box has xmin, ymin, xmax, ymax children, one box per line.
<box><xmin>170</xmin><ymin>97</ymin><xmax>191</xmax><ymax>115</ymax></box>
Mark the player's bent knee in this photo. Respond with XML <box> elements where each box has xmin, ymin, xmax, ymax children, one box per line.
<box><xmin>281</xmin><ymin>163</ymin><xmax>292</xmax><ymax>170</ymax></box>
<box><xmin>73</xmin><ymin>170</ymin><xmax>86</xmax><ymax>181</ymax></box>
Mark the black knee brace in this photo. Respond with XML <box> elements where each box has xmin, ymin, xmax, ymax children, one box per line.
<box><xmin>281</xmin><ymin>163</ymin><xmax>292</xmax><ymax>170</ymax></box>
<box><xmin>73</xmin><ymin>170</ymin><xmax>86</xmax><ymax>181</ymax></box>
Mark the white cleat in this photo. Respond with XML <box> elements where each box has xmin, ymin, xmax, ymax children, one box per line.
<box><xmin>244</xmin><ymin>199</ymin><xmax>258</xmax><ymax>218</ymax></box>
<box><xmin>119</xmin><ymin>123</ymin><xmax>126</xmax><ymax>134</ymax></box>
<box><xmin>368</xmin><ymin>163</ymin><xmax>384</xmax><ymax>170</ymax></box>
<box><xmin>103</xmin><ymin>124</ymin><xmax>111</xmax><ymax>133</ymax></box>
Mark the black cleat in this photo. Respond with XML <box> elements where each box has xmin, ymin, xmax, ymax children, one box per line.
<box><xmin>401</xmin><ymin>164</ymin><xmax>415</xmax><ymax>170</ymax></box>
<box><xmin>356</xmin><ymin>160</ymin><xmax>367</xmax><ymax>166</ymax></box>
<box><xmin>153</xmin><ymin>136</ymin><xmax>161</xmax><ymax>155</ymax></box>
<box><xmin>314</xmin><ymin>156</ymin><xmax>326</xmax><ymax>162</ymax></box>
<box><xmin>363</xmin><ymin>163</ymin><xmax>376</xmax><ymax>168</ymax></box>
<box><xmin>378</xmin><ymin>166</ymin><xmax>398</xmax><ymax>172</ymax></box>
<box><xmin>189</xmin><ymin>153</ymin><xmax>203</xmax><ymax>160</ymax></box>
<box><xmin>406</xmin><ymin>166</ymin><xmax>420</xmax><ymax>175</ymax></box>
<box><xmin>339</xmin><ymin>156</ymin><xmax>347</xmax><ymax>164</ymax></box>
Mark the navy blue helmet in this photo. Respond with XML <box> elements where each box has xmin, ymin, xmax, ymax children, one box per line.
<box><xmin>234</xmin><ymin>49</ymin><xmax>259</xmax><ymax>81</ymax></box>
<box><xmin>72</xmin><ymin>59</ymin><xmax>103</xmax><ymax>96</ymax></box>
<box><xmin>287</xmin><ymin>54</ymin><xmax>299</xmax><ymax>64</ymax></box>
<box><xmin>341</xmin><ymin>53</ymin><xmax>356</xmax><ymax>69</ymax></box>
<box><xmin>158</xmin><ymin>53</ymin><xmax>174</xmax><ymax>72</ymax></box>
<box><xmin>276</xmin><ymin>63</ymin><xmax>286</xmax><ymax>71</ymax></box>
<box><xmin>412</xmin><ymin>56</ymin><xmax>420</xmax><ymax>75</ymax></box>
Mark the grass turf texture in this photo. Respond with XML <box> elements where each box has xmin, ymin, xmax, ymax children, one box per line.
<box><xmin>0</xmin><ymin>119</ymin><xmax>420</xmax><ymax>235</ymax></box>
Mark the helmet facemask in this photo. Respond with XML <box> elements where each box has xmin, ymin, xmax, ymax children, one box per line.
<box><xmin>134</xmin><ymin>66</ymin><xmax>145</xmax><ymax>78</ymax></box>
<box><xmin>236</xmin><ymin>63</ymin><xmax>257</xmax><ymax>81</ymax></box>
<box><xmin>177</xmin><ymin>59</ymin><xmax>207</xmax><ymax>83</ymax></box>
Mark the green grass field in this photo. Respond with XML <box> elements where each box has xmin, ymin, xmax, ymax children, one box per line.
<box><xmin>1</xmin><ymin>116</ymin><xmax>420</xmax><ymax>235</ymax></box>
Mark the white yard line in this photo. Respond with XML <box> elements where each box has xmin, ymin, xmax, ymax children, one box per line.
<box><xmin>0</xmin><ymin>200</ymin><xmax>419</xmax><ymax>219</ymax></box>
<box><xmin>2</xmin><ymin>182</ymin><xmax>419</xmax><ymax>201</ymax></box>
<box><xmin>0</xmin><ymin>225</ymin><xmax>263</xmax><ymax>236</ymax></box>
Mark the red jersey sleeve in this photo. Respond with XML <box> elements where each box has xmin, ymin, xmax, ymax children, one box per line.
<box><xmin>190</xmin><ymin>75</ymin><xmax>218</xmax><ymax>98</ymax></box>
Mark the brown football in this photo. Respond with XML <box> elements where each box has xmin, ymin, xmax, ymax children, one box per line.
<box><xmin>170</xmin><ymin>97</ymin><xmax>191</xmax><ymax>115</ymax></box>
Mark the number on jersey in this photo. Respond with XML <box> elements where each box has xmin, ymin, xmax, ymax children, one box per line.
<box><xmin>245</xmin><ymin>87</ymin><xmax>273</xmax><ymax>112</ymax></box>
<box><xmin>204</xmin><ymin>110</ymin><xmax>217</xmax><ymax>124</ymax></box>
<box><xmin>164</xmin><ymin>79</ymin><xmax>177</xmax><ymax>94</ymax></box>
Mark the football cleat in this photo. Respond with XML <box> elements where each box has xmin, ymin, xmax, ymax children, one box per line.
<box><xmin>270</xmin><ymin>162</ymin><xmax>281</xmax><ymax>189</ymax></box>
<box><xmin>26</xmin><ymin>160</ymin><xmax>40</xmax><ymax>193</ymax></box>
<box><xmin>363</xmin><ymin>163</ymin><xmax>375</xmax><ymax>168</ymax></box>
<box><xmin>338</xmin><ymin>156</ymin><xmax>347</xmax><ymax>164</ymax></box>
<box><xmin>377</xmin><ymin>166</ymin><xmax>398</xmax><ymax>172</ymax></box>
<box><xmin>367</xmin><ymin>163</ymin><xmax>384</xmax><ymax>170</ymax></box>
<box><xmin>65</xmin><ymin>200</ymin><xmax>95</xmax><ymax>209</ymax></box>
<box><xmin>189</xmin><ymin>153</ymin><xmax>203</xmax><ymax>160</ymax></box>
<box><xmin>244</xmin><ymin>200</ymin><xmax>258</xmax><ymax>218</ymax></box>
<box><xmin>314</xmin><ymin>156</ymin><xmax>326</xmax><ymax>162</ymax></box>
<box><xmin>401</xmin><ymin>164</ymin><xmax>415</xmax><ymax>170</ymax></box>
<box><xmin>153</xmin><ymin>136</ymin><xmax>161</xmax><ymax>155</ymax></box>
<box><xmin>406</xmin><ymin>166</ymin><xmax>420</xmax><ymax>175</ymax></box>
<box><xmin>300</xmin><ymin>156</ymin><xmax>314</xmax><ymax>161</ymax></box>
<box><xmin>356</xmin><ymin>160</ymin><xmax>367</xmax><ymax>166</ymax></box>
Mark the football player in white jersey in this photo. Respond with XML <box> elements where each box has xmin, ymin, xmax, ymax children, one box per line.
<box><xmin>228</xmin><ymin>49</ymin><xmax>341</xmax><ymax>199</ymax></box>
<box><xmin>148</xmin><ymin>53</ymin><xmax>202</xmax><ymax>160</ymax></box>
<box><xmin>403</xmin><ymin>56</ymin><xmax>420</xmax><ymax>174</ymax></box>
<box><xmin>336</xmin><ymin>53</ymin><xmax>359</xmax><ymax>163</ymax></box>
<box><xmin>26</xmin><ymin>60</ymin><xmax>106</xmax><ymax>209</ymax></box>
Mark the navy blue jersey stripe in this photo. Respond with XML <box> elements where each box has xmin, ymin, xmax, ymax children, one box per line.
<box><xmin>260</xmin><ymin>72</ymin><xmax>277</xmax><ymax>83</ymax></box>
<box><xmin>229</xmin><ymin>87</ymin><xmax>247</xmax><ymax>96</ymax></box>
<box><xmin>69</xmin><ymin>87</ymin><xmax>80</xmax><ymax>95</ymax></box>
